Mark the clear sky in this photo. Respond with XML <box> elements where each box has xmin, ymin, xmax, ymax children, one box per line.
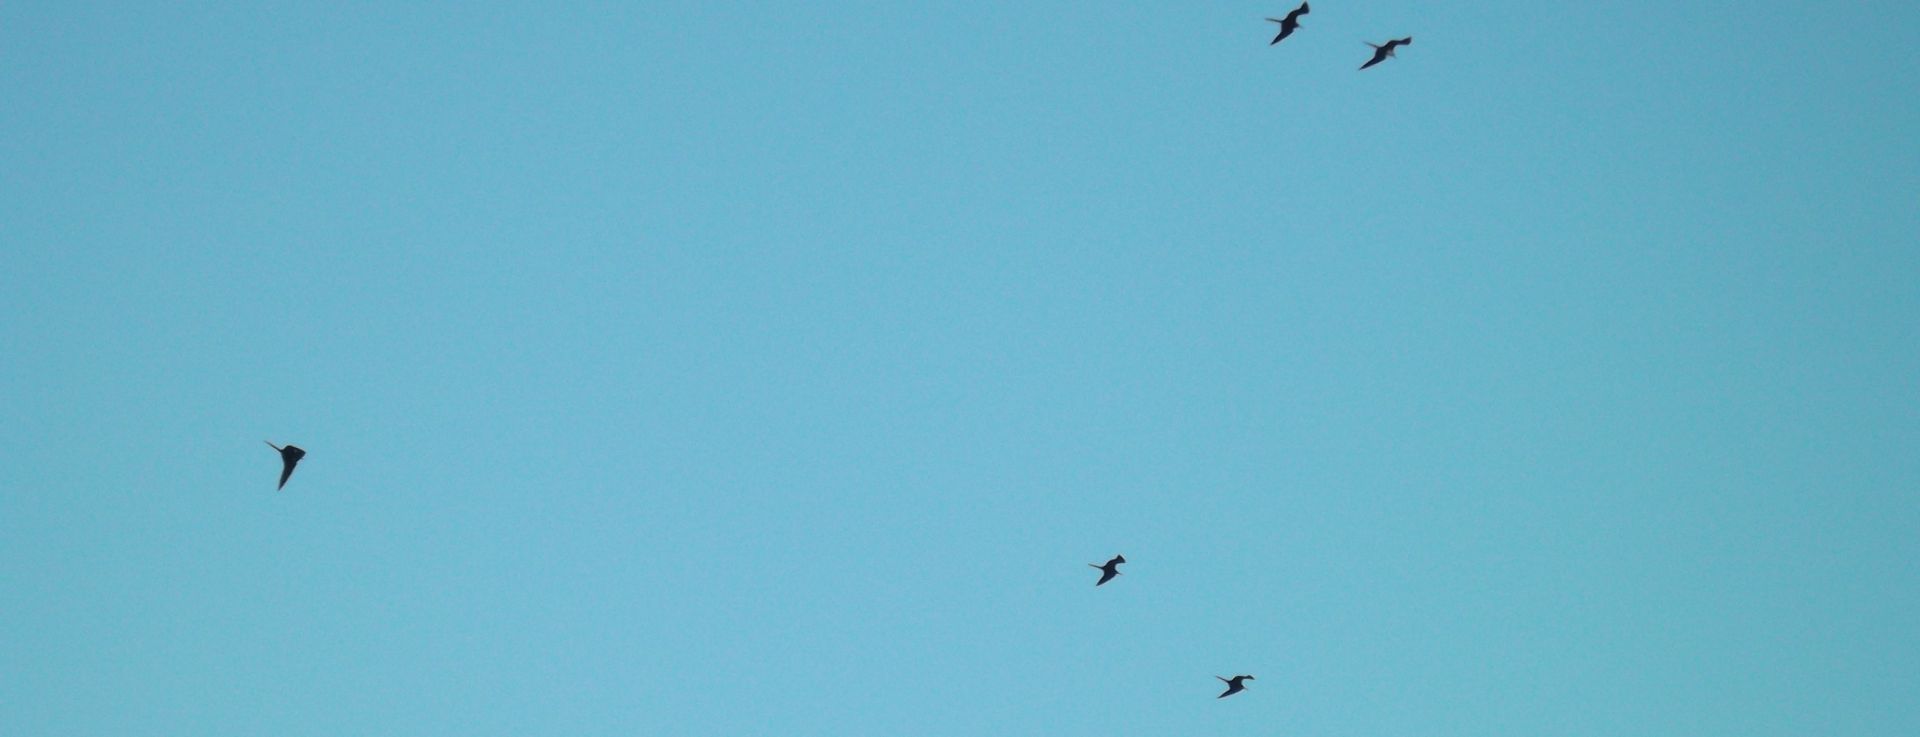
<box><xmin>3</xmin><ymin>2</ymin><xmax>1917</xmax><ymax>735</ymax></box>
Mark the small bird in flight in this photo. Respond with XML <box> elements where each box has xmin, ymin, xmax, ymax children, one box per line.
<box><xmin>265</xmin><ymin>441</ymin><xmax>306</xmax><ymax>490</ymax></box>
<box><xmin>1267</xmin><ymin>3</ymin><xmax>1310</xmax><ymax>45</ymax></box>
<box><xmin>1360</xmin><ymin>37</ymin><xmax>1413</xmax><ymax>70</ymax></box>
<box><xmin>1090</xmin><ymin>555</ymin><xmax>1126</xmax><ymax>586</ymax></box>
<box><xmin>1217</xmin><ymin>674</ymin><xmax>1255</xmax><ymax>698</ymax></box>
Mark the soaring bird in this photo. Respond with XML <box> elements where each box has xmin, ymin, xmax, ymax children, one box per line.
<box><xmin>265</xmin><ymin>441</ymin><xmax>306</xmax><ymax>490</ymax></box>
<box><xmin>1360</xmin><ymin>37</ymin><xmax>1413</xmax><ymax>70</ymax></box>
<box><xmin>1090</xmin><ymin>555</ymin><xmax>1126</xmax><ymax>586</ymax></box>
<box><xmin>1217</xmin><ymin>674</ymin><xmax>1255</xmax><ymax>698</ymax></box>
<box><xmin>1267</xmin><ymin>3</ymin><xmax>1310</xmax><ymax>45</ymax></box>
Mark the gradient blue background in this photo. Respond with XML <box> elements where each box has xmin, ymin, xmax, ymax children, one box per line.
<box><xmin>4</xmin><ymin>2</ymin><xmax>1917</xmax><ymax>735</ymax></box>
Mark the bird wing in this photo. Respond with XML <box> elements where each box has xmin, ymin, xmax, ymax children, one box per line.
<box><xmin>1360</xmin><ymin>49</ymin><xmax>1388</xmax><ymax>69</ymax></box>
<box><xmin>1287</xmin><ymin>4</ymin><xmax>1309</xmax><ymax>22</ymax></box>
<box><xmin>278</xmin><ymin>457</ymin><xmax>297</xmax><ymax>489</ymax></box>
<box><xmin>1096</xmin><ymin>568</ymin><xmax>1119</xmax><ymax>586</ymax></box>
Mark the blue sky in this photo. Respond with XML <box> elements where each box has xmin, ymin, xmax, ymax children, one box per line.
<box><xmin>3</xmin><ymin>2</ymin><xmax>1917</xmax><ymax>735</ymax></box>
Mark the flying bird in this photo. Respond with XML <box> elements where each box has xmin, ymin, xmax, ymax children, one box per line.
<box><xmin>1267</xmin><ymin>3</ymin><xmax>1310</xmax><ymax>45</ymax></box>
<box><xmin>1360</xmin><ymin>37</ymin><xmax>1413</xmax><ymax>70</ymax></box>
<box><xmin>1217</xmin><ymin>674</ymin><xmax>1255</xmax><ymax>698</ymax></box>
<box><xmin>265</xmin><ymin>441</ymin><xmax>306</xmax><ymax>490</ymax></box>
<box><xmin>1090</xmin><ymin>555</ymin><xmax>1126</xmax><ymax>586</ymax></box>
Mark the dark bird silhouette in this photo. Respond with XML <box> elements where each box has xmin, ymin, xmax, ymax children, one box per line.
<box><xmin>265</xmin><ymin>441</ymin><xmax>306</xmax><ymax>490</ymax></box>
<box><xmin>1360</xmin><ymin>37</ymin><xmax>1413</xmax><ymax>70</ymax></box>
<box><xmin>1267</xmin><ymin>3</ymin><xmax>1310</xmax><ymax>45</ymax></box>
<box><xmin>1090</xmin><ymin>555</ymin><xmax>1126</xmax><ymax>586</ymax></box>
<box><xmin>1217</xmin><ymin>674</ymin><xmax>1255</xmax><ymax>698</ymax></box>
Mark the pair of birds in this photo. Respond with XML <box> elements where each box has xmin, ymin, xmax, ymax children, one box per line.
<box><xmin>1089</xmin><ymin>555</ymin><xmax>1258</xmax><ymax>699</ymax></box>
<box><xmin>1266</xmin><ymin>2</ymin><xmax>1413</xmax><ymax>70</ymax></box>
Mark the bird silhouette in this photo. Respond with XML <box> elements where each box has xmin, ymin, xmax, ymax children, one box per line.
<box><xmin>265</xmin><ymin>441</ymin><xmax>306</xmax><ymax>490</ymax></box>
<box><xmin>1360</xmin><ymin>37</ymin><xmax>1412</xmax><ymax>70</ymax></box>
<box><xmin>1090</xmin><ymin>555</ymin><xmax>1126</xmax><ymax>586</ymax></box>
<box><xmin>1267</xmin><ymin>3</ymin><xmax>1310</xmax><ymax>45</ymax></box>
<box><xmin>1217</xmin><ymin>674</ymin><xmax>1255</xmax><ymax>698</ymax></box>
